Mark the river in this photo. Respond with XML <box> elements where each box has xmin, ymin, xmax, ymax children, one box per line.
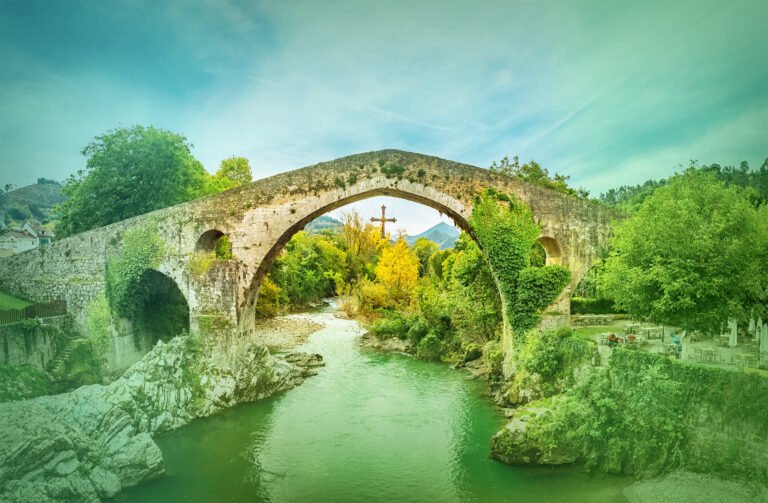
<box><xmin>117</xmin><ymin>308</ymin><xmax>630</xmax><ymax>502</ymax></box>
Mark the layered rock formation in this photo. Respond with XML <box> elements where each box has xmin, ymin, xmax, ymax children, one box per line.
<box><xmin>0</xmin><ymin>336</ymin><xmax>323</xmax><ymax>502</ymax></box>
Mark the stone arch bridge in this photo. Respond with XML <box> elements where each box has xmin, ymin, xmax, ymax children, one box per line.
<box><xmin>0</xmin><ymin>150</ymin><xmax>615</xmax><ymax>371</ymax></box>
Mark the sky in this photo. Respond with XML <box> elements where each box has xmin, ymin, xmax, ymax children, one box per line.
<box><xmin>0</xmin><ymin>0</ymin><xmax>766</xmax><ymax>233</ymax></box>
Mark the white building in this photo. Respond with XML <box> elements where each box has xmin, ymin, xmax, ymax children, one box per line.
<box><xmin>0</xmin><ymin>229</ymin><xmax>38</xmax><ymax>256</ymax></box>
<box><xmin>0</xmin><ymin>221</ymin><xmax>56</xmax><ymax>256</ymax></box>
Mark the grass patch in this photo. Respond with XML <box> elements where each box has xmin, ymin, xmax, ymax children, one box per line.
<box><xmin>0</xmin><ymin>291</ymin><xmax>32</xmax><ymax>310</ymax></box>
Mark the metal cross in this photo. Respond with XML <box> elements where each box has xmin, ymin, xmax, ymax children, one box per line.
<box><xmin>370</xmin><ymin>205</ymin><xmax>396</xmax><ymax>239</ymax></box>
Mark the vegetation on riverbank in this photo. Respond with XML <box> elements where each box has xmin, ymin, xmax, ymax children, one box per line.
<box><xmin>492</xmin><ymin>349</ymin><xmax>768</xmax><ymax>483</ymax></box>
<box><xmin>255</xmin><ymin>213</ymin><xmax>505</xmax><ymax>362</ymax></box>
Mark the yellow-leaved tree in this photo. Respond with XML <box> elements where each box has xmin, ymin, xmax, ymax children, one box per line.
<box><xmin>374</xmin><ymin>239</ymin><xmax>419</xmax><ymax>306</ymax></box>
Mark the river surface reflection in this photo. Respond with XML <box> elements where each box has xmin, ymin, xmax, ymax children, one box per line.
<box><xmin>118</xmin><ymin>311</ymin><xmax>629</xmax><ymax>503</ymax></box>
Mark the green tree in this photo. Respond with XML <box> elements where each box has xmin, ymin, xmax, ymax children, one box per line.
<box><xmin>446</xmin><ymin>235</ymin><xmax>503</xmax><ymax>343</ymax></box>
<box><xmin>602</xmin><ymin>169</ymin><xmax>768</xmax><ymax>332</ymax></box>
<box><xmin>56</xmin><ymin>125</ymin><xmax>208</xmax><ymax>237</ymax></box>
<box><xmin>205</xmin><ymin>156</ymin><xmax>253</xmax><ymax>193</ymax></box>
<box><xmin>412</xmin><ymin>238</ymin><xmax>439</xmax><ymax>277</ymax></box>
<box><xmin>217</xmin><ymin>156</ymin><xmax>252</xmax><ymax>186</ymax></box>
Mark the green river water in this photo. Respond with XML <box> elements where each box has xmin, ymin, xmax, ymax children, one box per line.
<box><xmin>117</xmin><ymin>310</ymin><xmax>630</xmax><ymax>503</ymax></box>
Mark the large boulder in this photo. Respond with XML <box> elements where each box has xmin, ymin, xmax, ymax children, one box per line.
<box><xmin>490</xmin><ymin>402</ymin><xmax>576</xmax><ymax>466</ymax></box>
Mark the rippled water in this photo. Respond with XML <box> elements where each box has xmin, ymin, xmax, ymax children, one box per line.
<box><xmin>118</xmin><ymin>312</ymin><xmax>630</xmax><ymax>503</ymax></box>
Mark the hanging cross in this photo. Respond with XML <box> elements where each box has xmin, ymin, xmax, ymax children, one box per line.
<box><xmin>370</xmin><ymin>204</ymin><xmax>396</xmax><ymax>239</ymax></box>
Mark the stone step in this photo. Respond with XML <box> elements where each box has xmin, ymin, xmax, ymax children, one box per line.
<box><xmin>48</xmin><ymin>336</ymin><xmax>84</xmax><ymax>374</ymax></box>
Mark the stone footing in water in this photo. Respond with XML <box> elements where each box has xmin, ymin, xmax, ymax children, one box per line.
<box><xmin>0</xmin><ymin>336</ymin><xmax>323</xmax><ymax>502</ymax></box>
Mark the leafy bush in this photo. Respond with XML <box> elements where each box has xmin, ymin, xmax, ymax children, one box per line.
<box><xmin>86</xmin><ymin>294</ymin><xmax>111</xmax><ymax>358</ymax></box>
<box><xmin>484</xmin><ymin>341</ymin><xmax>505</xmax><ymax>374</ymax></box>
<box><xmin>0</xmin><ymin>365</ymin><xmax>55</xmax><ymax>402</ymax></box>
<box><xmin>368</xmin><ymin>311</ymin><xmax>412</xmax><ymax>340</ymax></box>
<box><xmin>105</xmin><ymin>226</ymin><xmax>164</xmax><ymax>318</ymax></box>
<box><xmin>189</xmin><ymin>252</ymin><xmax>215</xmax><ymax>278</ymax></box>
<box><xmin>254</xmin><ymin>275</ymin><xmax>285</xmax><ymax>318</ymax></box>
<box><xmin>417</xmin><ymin>331</ymin><xmax>442</xmax><ymax>360</ymax></box>
<box><xmin>60</xmin><ymin>339</ymin><xmax>103</xmax><ymax>388</ymax></box>
<box><xmin>571</xmin><ymin>297</ymin><xmax>622</xmax><ymax>314</ymax></box>
<box><xmin>460</xmin><ymin>342</ymin><xmax>482</xmax><ymax>362</ymax></box>
<box><xmin>380</xmin><ymin>164</ymin><xmax>405</xmax><ymax>178</ymax></box>
<box><xmin>215</xmin><ymin>235</ymin><xmax>233</xmax><ymax>259</ymax></box>
<box><xmin>405</xmin><ymin>316</ymin><xmax>430</xmax><ymax>345</ymax></box>
<box><xmin>512</xmin><ymin>266</ymin><xmax>571</xmax><ymax>330</ymax></box>
<box><xmin>469</xmin><ymin>191</ymin><xmax>570</xmax><ymax>338</ymax></box>
<box><xmin>524</xmin><ymin>349</ymin><xmax>768</xmax><ymax>481</ymax></box>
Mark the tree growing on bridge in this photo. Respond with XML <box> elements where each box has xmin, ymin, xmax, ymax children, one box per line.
<box><xmin>490</xmin><ymin>156</ymin><xmax>589</xmax><ymax>199</ymax></box>
<box><xmin>205</xmin><ymin>156</ymin><xmax>253</xmax><ymax>193</ymax></box>
<box><xmin>56</xmin><ymin>126</ymin><xmax>210</xmax><ymax>237</ymax></box>
<box><xmin>602</xmin><ymin>169</ymin><xmax>768</xmax><ymax>332</ymax></box>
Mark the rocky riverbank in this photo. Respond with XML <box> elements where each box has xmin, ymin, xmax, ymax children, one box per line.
<box><xmin>357</xmin><ymin>331</ymin><xmax>412</xmax><ymax>353</ymax></box>
<box><xmin>0</xmin><ymin>336</ymin><xmax>323</xmax><ymax>502</ymax></box>
<box><xmin>253</xmin><ymin>315</ymin><xmax>325</xmax><ymax>350</ymax></box>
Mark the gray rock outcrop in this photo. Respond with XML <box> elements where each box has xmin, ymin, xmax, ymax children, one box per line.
<box><xmin>490</xmin><ymin>402</ymin><xmax>575</xmax><ymax>466</ymax></box>
<box><xmin>0</xmin><ymin>336</ymin><xmax>323</xmax><ymax>502</ymax></box>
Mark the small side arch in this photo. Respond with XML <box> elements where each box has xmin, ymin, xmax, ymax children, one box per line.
<box><xmin>127</xmin><ymin>268</ymin><xmax>190</xmax><ymax>348</ymax></box>
<box><xmin>536</xmin><ymin>236</ymin><xmax>563</xmax><ymax>266</ymax></box>
<box><xmin>196</xmin><ymin>229</ymin><xmax>233</xmax><ymax>259</ymax></box>
<box><xmin>196</xmin><ymin>229</ymin><xmax>225</xmax><ymax>252</ymax></box>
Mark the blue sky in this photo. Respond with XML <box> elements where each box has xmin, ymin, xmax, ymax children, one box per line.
<box><xmin>0</xmin><ymin>0</ymin><xmax>766</xmax><ymax>233</ymax></box>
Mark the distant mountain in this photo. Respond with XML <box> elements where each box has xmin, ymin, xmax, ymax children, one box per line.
<box><xmin>0</xmin><ymin>179</ymin><xmax>65</xmax><ymax>226</ymax></box>
<box><xmin>304</xmin><ymin>215</ymin><xmax>343</xmax><ymax>234</ymax></box>
<box><xmin>303</xmin><ymin>216</ymin><xmax>460</xmax><ymax>249</ymax></box>
<box><xmin>405</xmin><ymin>222</ymin><xmax>460</xmax><ymax>250</ymax></box>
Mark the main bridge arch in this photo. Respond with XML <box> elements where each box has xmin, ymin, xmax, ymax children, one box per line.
<box><xmin>242</xmin><ymin>181</ymin><xmax>473</xmax><ymax>315</ymax></box>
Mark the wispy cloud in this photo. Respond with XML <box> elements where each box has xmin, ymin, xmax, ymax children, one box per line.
<box><xmin>0</xmin><ymin>0</ymin><xmax>765</xmax><ymax>203</ymax></box>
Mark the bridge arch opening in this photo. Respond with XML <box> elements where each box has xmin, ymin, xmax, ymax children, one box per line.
<box><xmin>248</xmin><ymin>190</ymin><xmax>507</xmax><ymax>350</ymax></box>
<box><xmin>530</xmin><ymin>241</ymin><xmax>547</xmax><ymax>267</ymax></box>
<box><xmin>128</xmin><ymin>269</ymin><xmax>190</xmax><ymax>349</ymax></box>
<box><xmin>196</xmin><ymin>229</ymin><xmax>233</xmax><ymax>259</ymax></box>
<box><xmin>536</xmin><ymin>236</ymin><xmax>563</xmax><ymax>266</ymax></box>
<box><xmin>246</xmin><ymin>185</ymin><xmax>473</xmax><ymax>311</ymax></box>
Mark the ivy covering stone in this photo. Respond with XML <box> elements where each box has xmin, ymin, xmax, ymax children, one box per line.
<box><xmin>468</xmin><ymin>190</ymin><xmax>571</xmax><ymax>338</ymax></box>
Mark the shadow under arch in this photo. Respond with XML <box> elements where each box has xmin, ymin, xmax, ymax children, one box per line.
<box><xmin>536</xmin><ymin>236</ymin><xmax>564</xmax><ymax>266</ymax></box>
<box><xmin>244</xmin><ymin>185</ymin><xmax>473</xmax><ymax>311</ymax></box>
<box><xmin>128</xmin><ymin>268</ymin><xmax>191</xmax><ymax>349</ymax></box>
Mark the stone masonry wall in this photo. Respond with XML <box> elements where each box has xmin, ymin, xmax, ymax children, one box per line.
<box><xmin>0</xmin><ymin>150</ymin><xmax>617</xmax><ymax>369</ymax></box>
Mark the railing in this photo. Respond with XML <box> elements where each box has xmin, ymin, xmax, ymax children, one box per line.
<box><xmin>0</xmin><ymin>300</ymin><xmax>67</xmax><ymax>325</ymax></box>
